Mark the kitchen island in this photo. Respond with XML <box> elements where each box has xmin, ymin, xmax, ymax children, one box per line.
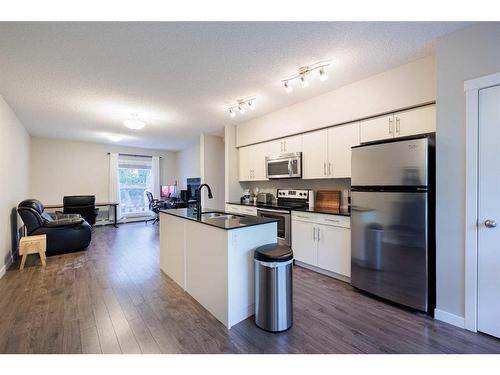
<box><xmin>159</xmin><ymin>208</ymin><xmax>277</xmax><ymax>329</ymax></box>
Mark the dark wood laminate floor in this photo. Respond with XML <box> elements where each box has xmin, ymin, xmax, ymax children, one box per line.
<box><xmin>1</xmin><ymin>223</ymin><xmax>500</xmax><ymax>354</ymax></box>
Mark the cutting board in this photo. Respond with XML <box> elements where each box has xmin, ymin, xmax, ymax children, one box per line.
<box><xmin>315</xmin><ymin>190</ymin><xmax>341</xmax><ymax>211</ymax></box>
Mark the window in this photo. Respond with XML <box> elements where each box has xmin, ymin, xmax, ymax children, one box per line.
<box><xmin>118</xmin><ymin>157</ymin><xmax>153</xmax><ymax>217</ymax></box>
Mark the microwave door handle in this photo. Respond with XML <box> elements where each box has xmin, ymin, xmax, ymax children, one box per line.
<box><xmin>288</xmin><ymin>159</ymin><xmax>292</xmax><ymax>176</ymax></box>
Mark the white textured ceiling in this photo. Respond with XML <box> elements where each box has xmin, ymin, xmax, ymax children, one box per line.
<box><xmin>0</xmin><ymin>22</ymin><xmax>469</xmax><ymax>150</ymax></box>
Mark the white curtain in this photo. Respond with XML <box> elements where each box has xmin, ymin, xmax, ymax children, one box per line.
<box><xmin>109</xmin><ymin>152</ymin><xmax>122</xmax><ymax>220</ymax></box>
<box><xmin>152</xmin><ymin>156</ymin><xmax>161</xmax><ymax>200</ymax></box>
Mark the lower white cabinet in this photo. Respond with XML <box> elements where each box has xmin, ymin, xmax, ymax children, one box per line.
<box><xmin>291</xmin><ymin>212</ymin><xmax>351</xmax><ymax>278</ymax></box>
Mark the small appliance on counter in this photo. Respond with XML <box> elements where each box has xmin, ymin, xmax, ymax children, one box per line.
<box><xmin>315</xmin><ymin>190</ymin><xmax>341</xmax><ymax>212</ymax></box>
<box><xmin>241</xmin><ymin>189</ymin><xmax>251</xmax><ymax>204</ymax></box>
<box><xmin>257</xmin><ymin>193</ymin><xmax>274</xmax><ymax>204</ymax></box>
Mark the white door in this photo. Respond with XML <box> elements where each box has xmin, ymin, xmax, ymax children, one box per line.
<box><xmin>359</xmin><ymin>114</ymin><xmax>394</xmax><ymax>143</ymax></box>
<box><xmin>478</xmin><ymin>84</ymin><xmax>500</xmax><ymax>338</ymax></box>
<box><xmin>291</xmin><ymin>220</ymin><xmax>317</xmax><ymax>265</ymax></box>
<box><xmin>316</xmin><ymin>224</ymin><xmax>351</xmax><ymax>277</ymax></box>
<box><xmin>395</xmin><ymin>105</ymin><xmax>436</xmax><ymax>138</ymax></box>
<box><xmin>302</xmin><ymin>129</ymin><xmax>328</xmax><ymax>179</ymax></box>
<box><xmin>327</xmin><ymin>122</ymin><xmax>360</xmax><ymax>178</ymax></box>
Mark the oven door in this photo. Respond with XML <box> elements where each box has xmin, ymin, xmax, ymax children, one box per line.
<box><xmin>257</xmin><ymin>208</ymin><xmax>291</xmax><ymax>246</ymax></box>
<box><xmin>266</xmin><ymin>153</ymin><xmax>302</xmax><ymax>179</ymax></box>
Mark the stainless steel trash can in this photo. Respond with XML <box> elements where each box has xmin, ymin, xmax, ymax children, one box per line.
<box><xmin>254</xmin><ymin>244</ymin><xmax>293</xmax><ymax>332</ymax></box>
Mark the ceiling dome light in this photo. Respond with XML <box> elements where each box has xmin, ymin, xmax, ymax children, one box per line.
<box><xmin>319</xmin><ymin>67</ymin><xmax>328</xmax><ymax>82</ymax></box>
<box><xmin>238</xmin><ymin>105</ymin><xmax>246</xmax><ymax>114</ymax></box>
<box><xmin>229</xmin><ymin>108</ymin><xmax>236</xmax><ymax>118</ymax></box>
<box><xmin>248</xmin><ymin>100</ymin><xmax>256</xmax><ymax>110</ymax></box>
<box><xmin>123</xmin><ymin>115</ymin><xmax>146</xmax><ymax>130</ymax></box>
<box><xmin>300</xmin><ymin>75</ymin><xmax>309</xmax><ymax>88</ymax></box>
<box><xmin>284</xmin><ymin>81</ymin><xmax>293</xmax><ymax>94</ymax></box>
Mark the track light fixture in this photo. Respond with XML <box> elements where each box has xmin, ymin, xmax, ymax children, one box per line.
<box><xmin>227</xmin><ymin>97</ymin><xmax>257</xmax><ymax>118</ymax></box>
<box><xmin>281</xmin><ymin>61</ymin><xmax>330</xmax><ymax>93</ymax></box>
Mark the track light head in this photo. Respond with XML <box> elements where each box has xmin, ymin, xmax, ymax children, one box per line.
<box><xmin>229</xmin><ymin>108</ymin><xmax>236</xmax><ymax>118</ymax></box>
<box><xmin>248</xmin><ymin>100</ymin><xmax>256</xmax><ymax>110</ymax></box>
<box><xmin>284</xmin><ymin>81</ymin><xmax>293</xmax><ymax>93</ymax></box>
<box><xmin>300</xmin><ymin>75</ymin><xmax>309</xmax><ymax>88</ymax></box>
<box><xmin>319</xmin><ymin>67</ymin><xmax>328</xmax><ymax>82</ymax></box>
<box><xmin>238</xmin><ymin>105</ymin><xmax>246</xmax><ymax>114</ymax></box>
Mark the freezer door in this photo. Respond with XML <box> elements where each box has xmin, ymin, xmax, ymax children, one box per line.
<box><xmin>350</xmin><ymin>190</ymin><xmax>429</xmax><ymax>311</ymax></box>
<box><xmin>351</xmin><ymin>138</ymin><xmax>428</xmax><ymax>186</ymax></box>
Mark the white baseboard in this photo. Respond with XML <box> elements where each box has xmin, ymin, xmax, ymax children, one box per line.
<box><xmin>435</xmin><ymin>308</ymin><xmax>465</xmax><ymax>328</ymax></box>
<box><xmin>0</xmin><ymin>255</ymin><xmax>14</xmax><ymax>279</ymax></box>
<box><xmin>295</xmin><ymin>260</ymin><xmax>351</xmax><ymax>284</ymax></box>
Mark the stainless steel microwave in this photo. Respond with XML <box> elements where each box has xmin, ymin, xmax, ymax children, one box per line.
<box><xmin>265</xmin><ymin>152</ymin><xmax>302</xmax><ymax>179</ymax></box>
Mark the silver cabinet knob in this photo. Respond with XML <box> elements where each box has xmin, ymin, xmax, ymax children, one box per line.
<box><xmin>485</xmin><ymin>219</ymin><xmax>497</xmax><ymax>228</ymax></box>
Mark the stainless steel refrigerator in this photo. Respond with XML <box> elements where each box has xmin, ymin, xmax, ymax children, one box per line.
<box><xmin>350</xmin><ymin>135</ymin><xmax>435</xmax><ymax>313</ymax></box>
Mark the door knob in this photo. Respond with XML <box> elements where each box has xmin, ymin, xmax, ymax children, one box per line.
<box><xmin>485</xmin><ymin>219</ymin><xmax>497</xmax><ymax>228</ymax></box>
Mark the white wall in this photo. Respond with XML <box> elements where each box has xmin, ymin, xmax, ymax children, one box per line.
<box><xmin>200</xmin><ymin>134</ymin><xmax>225</xmax><ymax>210</ymax></box>
<box><xmin>237</xmin><ymin>56</ymin><xmax>436</xmax><ymax>146</ymax></box>
<box><xmin>435</xmin><ymin>23</ymin><xmax>500</xmax><ymax>321</ymax></box>
<box><xmin>175</xmin><ymin>144</ymin><xmax>200</xmax><ymax>190</ymax></box>
<box><xmin>0</xmin><ymin>95</ymin><xmax>30</xmax><ymax>277</ymax></box>
<box><xmin>224</xmin><ymin>124</ymin><xmax>241</xmax><ymax>203</ymax></box>
<box><xmin>30</xmin><ymin>137</ymin><xmax>177</xmax><ymax>204</ymax></box>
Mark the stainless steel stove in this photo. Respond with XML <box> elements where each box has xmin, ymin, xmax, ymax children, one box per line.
<box><xmin>256</xmin><ymin>189</ymin><xmax>313</xmax><ymax>246</ymax></box>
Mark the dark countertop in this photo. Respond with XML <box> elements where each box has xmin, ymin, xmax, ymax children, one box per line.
<box><xmin>160</xmin><ymin>208</ymin><xmax>278</xmax><ymax>230</ymax></box>
<box><xmin>226</xmin><ymin>201</ymin><xmax>351</xmax><ymax>217</ymax></box>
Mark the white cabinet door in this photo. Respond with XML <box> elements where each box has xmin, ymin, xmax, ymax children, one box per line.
<box><xmin>266</xmin><ymin>139</ymin><xmax>284</xmax><ymax>155</ymax></box>
<box><xmin>252</xmin><ymin>142</ymin><xmax>269</xmax><ymax>180</ymax></box>
<box><xmin>327</xmin><ymin>122</ymin><xmax>360</xmax><ymax>178</ymax></box>
<box><xmin>302</xmin><ymin>129</ymin><xmax>328</xmax><ymax>179</ymax></box>
<box><xmin>317</xmin><ymin>224</ymin><xmax>351</xmax><ymax>277</ymax></box>
<box><xmin>238</xmin><ymin>146</ymin><xmax>252</xmax><ymax>181</ymax></box>
<box><xmin>360</xmin><ymin>114</ymin><xmax>394</xmax><ymax>143</ymax></box>
<box><xmin>394</xmin><ymin>105</ymin><xmax>436</xmax><ymax>138</ymax></box>
<box><xmin>282</xmin><ymin>135</ymin><xmax>302</xmax><ymax>153</ymax></box>
<box><xmin>291</xmin><ymin>219</ymin><xmax>317</xmax><ymax>265</ymax></box>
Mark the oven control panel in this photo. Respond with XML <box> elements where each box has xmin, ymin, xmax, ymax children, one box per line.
<box><xmin>277</xmin><ymin>189</ymin><xmax>310</xmax><ymax>200</ymax></box>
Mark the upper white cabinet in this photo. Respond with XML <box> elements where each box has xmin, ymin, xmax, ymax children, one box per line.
<box><xmin>327</xmin><ymin>122</ymin><xmax>360</xmax><ymax>178</ymax></box>
<box><xmin>360</xmin><ymin>114</ymin><xmax>394</xmax><ymax>143</ymax></box>
<box><xmin>302</xmin><ymin>122</ymin><xmax>360</xmax><ymax>179</ymax></box>
<box><xmin>238</xmin><ymin>143</ymin><xmax>268</xmax><ymax>181</ymax></box>
<box><xmin>238</xmin><ymin>104</ymin><xmax>435</xmax><ymax>182</ymax></box>
<box><xmin>360</xmin><ymin>104</ymin><xmax>435</xmax><ymax>143</ymax></box>
<box><xmin>267</xmin><ymin>135</ymin><xmax>303</xmax><ymax>155</ymax></box>
<box><xmin>302</xmin><ymin>129</ymin><xmax>329</xmax><ymax>179</ymax></box>
<box><xmin>394</xmin><ymin>105</ymin><xmax>436</xmax><ymax>138</ymax></box>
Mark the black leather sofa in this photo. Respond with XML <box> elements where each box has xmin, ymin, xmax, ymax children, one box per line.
<box><xmin>17</xmin><ymin>199</ymin><xmax>92</xmax><ymax>256</ymax></box>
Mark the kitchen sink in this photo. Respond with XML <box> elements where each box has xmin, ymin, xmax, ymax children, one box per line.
<box><xmin>201</xmin><ymin>212</ymin><xmax>241</xmax><ymax>220</ymax></box>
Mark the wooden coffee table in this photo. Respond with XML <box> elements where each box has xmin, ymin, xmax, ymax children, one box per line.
<box><xmin>19</xmin><ymin>234</ymin><xmax>47</xmax><ymax>270</ymax></box>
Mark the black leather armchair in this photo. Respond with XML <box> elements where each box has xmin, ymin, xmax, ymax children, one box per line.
<box><xmin>63</xmin><ymin>195</ymin><xmax>99</xmax><ymax>225</ymax></box>
<box><xmin>17</xmin><ymin>199</ymin><xmax>92</xmax><ymax>255</ymax></box>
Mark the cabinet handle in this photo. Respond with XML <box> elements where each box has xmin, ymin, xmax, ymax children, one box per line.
<box><xmin>396</xmin><ymin>117</ymin><xmax>400</xmax><ymax>135</ymax></box>
<box><xmin>284</xmin><ymin>141</ymin><xmax>287</xmax><ymax>152</ymax></box>
<box><xmin>324</xmin><ymin>162</ymin><xmax>327</xmax><ymax>176</ymax></box>
<box><xmin>389</xmin><ymin>117</ymin><xmax>393</xmax><ymax>135</ymax></box>
<box><xmin>280</xmin><ymin>141</ymin><xmax>283</xmax><ymax>152</ymax></box>
<box><xmin>328</xmin><ymin>162</ymin><xmax>332</xmax><ymax>175</ymax></box>
<box><xmin>312</xmin><ymin>226</ymin><xmax>316</xmax><ymax>241</ymax></box>
<box><xmin>317</xmin><ymin>227</ymin><xmax>320</xmax><ymax>241</ymax></box>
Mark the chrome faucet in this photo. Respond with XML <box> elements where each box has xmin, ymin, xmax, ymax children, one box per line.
<box><xmin>196</xmin><ymin>184</ymin><xmax>213</xmax><ymax>219</ymax></box>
